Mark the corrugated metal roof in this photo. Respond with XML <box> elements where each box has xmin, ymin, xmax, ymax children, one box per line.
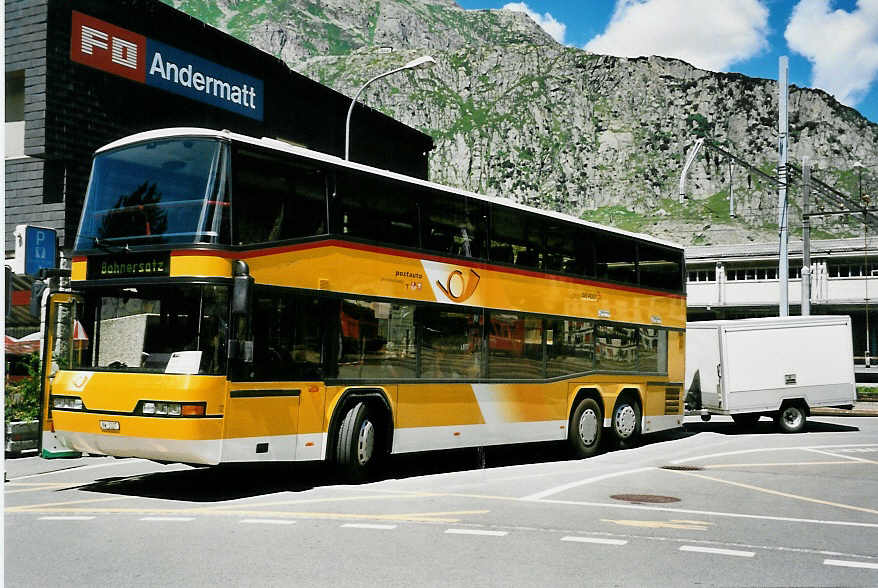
<box><xmin>686</xmin><ymin>237</ymin><xmax>878</xmax><ymax>263</ymax></box>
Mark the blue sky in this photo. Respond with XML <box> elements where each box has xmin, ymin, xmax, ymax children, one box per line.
<box><xmin>457</xmin><ymin>1</ymin><xmax>878</xmax><ymax>123</ymax></box>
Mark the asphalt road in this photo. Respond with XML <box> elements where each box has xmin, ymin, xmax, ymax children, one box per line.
<box><xmin>5</xmin><ymin>415</ymin><xmax>878</xmax><ymax>587</ymax></box>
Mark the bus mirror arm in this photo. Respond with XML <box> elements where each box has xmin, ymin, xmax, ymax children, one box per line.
<box><xmin>231</xmin><ymin>260</ymin><xmax>253</xmax><ymax>316</ymax></box>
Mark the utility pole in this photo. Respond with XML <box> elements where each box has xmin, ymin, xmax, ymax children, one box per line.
<box><xmin>777</xmin><ymin>56</ymin><xmax>790</xmax><ymax>317</ymax></box>
<box><xmin>801</xmin><ymin>158</ymin><xmax>811</xmax><ymax>316</ymax></box>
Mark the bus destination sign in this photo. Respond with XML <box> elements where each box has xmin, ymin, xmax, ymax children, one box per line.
<box><xmin>86</xmin><ymin>253</ymin><xmax>171</xmax><ymax>280</ymax></box>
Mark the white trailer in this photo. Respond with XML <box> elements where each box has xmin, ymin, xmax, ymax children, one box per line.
<box><xmin>684</xmin><ymin>316</ymin><xmax>856</xmax><ymax>432</ymax></box>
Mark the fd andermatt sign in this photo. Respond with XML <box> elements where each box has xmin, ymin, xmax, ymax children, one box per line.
<box><xmin>70</xmin><ymin>10</ymin><xmax>264</xmax><ymax>121</ymax></box>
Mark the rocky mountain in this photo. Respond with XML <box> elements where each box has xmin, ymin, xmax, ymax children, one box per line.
<box><xmin>164</xmin><ymin>0</ymin><xmax>878</xmax><ymax>246</ymax></box>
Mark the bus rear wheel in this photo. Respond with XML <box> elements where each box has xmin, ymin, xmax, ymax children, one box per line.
<box><xmin>569</xmin><ymin>397</ymin><xmax>603</xmax><ymax>458</ymax></box>
<box><xmin>336</xmin><ymin>402</ymin><xmax>381</xmax><ymax>482</ymax></box>
<box><xmin>612</xmin><ymin>397</ymin><xmax>641</xmax><ymax>448</ymax></box>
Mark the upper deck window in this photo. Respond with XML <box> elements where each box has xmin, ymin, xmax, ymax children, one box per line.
<box><xmin>75</xmin><ymin>138</ymin><xmax>229</xmax><ymax>251</ymax></box>
<box><xmin>231</xmin><ymin>146</ymin><xmax>328</xmax><ymax>245</ymax></box>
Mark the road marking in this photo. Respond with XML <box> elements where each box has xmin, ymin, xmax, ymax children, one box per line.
<box><xmin>663</xmin><ymin>469</ymin><xmax>878</xmax><ymax>517</ymax></box>
<box><xmin>602</xmin><ymin>518</ymin><xmax>711</xmax><ymax>531</ymax></box>
<box><xmin>824</xmin><ymin>559</ymin><xmax>878</xmax><ymax>570</ymax></box>
<box><xmin>240</xmin><ymin>519</ymin><xmax>296</xmax><ymax>525</ymax></box>
<box><xmin>680</xmin><ymin>545</ymin><xmax>754</xmax><ymax>558</ymax></box>
<box><xmin>139</xmin><ymin>517</ymin><xmax>195</xmax><ymax>522</ymax></box>
<box><xmin>4</xmin><ymin>482</ymin><xmax>86</xmax><ymax>494</ymax></box>
<box><xmin>6</xmin><ymin>496</ymin><xmax>129</xmax><ymax>512</ymax></box>
<box><xmin>341</xmin><ymin>523</ymin><xmax>397</xmax><ymax>530</ymax></box>
<box><xmin>703</xmin><ymin>461</ymin><xmax>853</xmax><ymax>469</ymax></box>
<box><xmin>5</xmin><ymin>505</ymin><xmax>485</xmax><ymax>524</ymax></box>
<box><xmin>202</xmin><ymin>493</ymin><xmax>435</xmax><ymax>510</ymax></box>
<box><xmin>532</xmin><ymin>497</ymin><xmax>878</xmax><ymax>529</ymax></box>
<box><xmin>670</xmin><ymin>443</ymin><xmax>878</xmax><ymax>465</ymax></box>
<box><xmin>561</xmin><ymin>536</ymin><xmax>627</xmax><ymax>546</ymax></box>
<box><xmin>445</xmin><ymin>529</ymin><xmax>508</xmax><ymax>537</ymax></box>
<box><xmin>7</xmin><ymin>459</ymin><xmax>147</xmax><ymax>480</ymax></box>
<box><xmin>38</xmin><ymin>516</ymin><xmax>95</xmax><ymax>521</ymax></box>
<box><xmin>522</xmin><ymin>467</ymin><xmax>655</xmax><ymax>501</ymax></box>
<box><xmin>805</xmin><ymin>448</ymin><xmax>878</xmax><ymax>465</ymax></box>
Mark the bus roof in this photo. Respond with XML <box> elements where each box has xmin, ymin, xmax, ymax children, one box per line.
<box><xmin>97</xmin><ymin>127</ymin><xmax>683</xmax><ymax>251</ymax></box>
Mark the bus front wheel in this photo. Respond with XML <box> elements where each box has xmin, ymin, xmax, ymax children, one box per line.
<box><xmin>569</xmin><ymin>397</ymin><xmax>603</xmax><ymax>458</ymax></box>
<box><xmin>336</xmin><ymin>402</ymin><xmax>380</xmax><ymax>482</ymax></box>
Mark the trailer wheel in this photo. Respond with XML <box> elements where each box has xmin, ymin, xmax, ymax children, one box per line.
<box><xmin>776</xmin><ymin>404</ymin><xmax>806</xmax><ymax>434</ymax></box>
<box><xmin>336</xmin><ymin>402</ymin><xmax>381</xmax><ymax>482</ymax></box>
<box><xmin>731</xmin><ymin>413</ymin><xmax>760</xmax><ymax>428</ymax></box>
<box><xmin>569</xmin><ymin>397</ymin><xmax>603</xmax><ymax>458</ymax></box>
<box><xmin>612</xmin><ymin>397</ymin><xmax>641</xmax><ymax>448</ymax></box>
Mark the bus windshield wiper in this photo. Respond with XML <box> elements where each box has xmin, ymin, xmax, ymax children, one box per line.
<box><xmin>93</xmin><ymin>237</ymin><xmax>131</xmax><ymax>254</ymax></box>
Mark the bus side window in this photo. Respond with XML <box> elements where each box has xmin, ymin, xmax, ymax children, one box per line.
<box><xmin>232</xmin><ymin>147</ymin><xmax>328</xmax><ymax>245</ymax></box>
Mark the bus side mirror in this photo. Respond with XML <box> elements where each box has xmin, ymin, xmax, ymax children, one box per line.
<box><xmin>231</xmin><ymin>260</ymin><xmax>253</xmax><ymax>316</ymax></box>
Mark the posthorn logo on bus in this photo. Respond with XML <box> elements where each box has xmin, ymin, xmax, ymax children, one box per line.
<box><xmin>70</xmin><ymin>11</ymin><xmax>264</xmax><ymax>121</ymax></box>
<box><xmin>436</xmin><ymin>268</ymin><xmax>480</xmax><ymax>303</ymax></box>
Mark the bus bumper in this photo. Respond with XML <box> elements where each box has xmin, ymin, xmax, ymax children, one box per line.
<box><xmin>51</xmin><ymin>411</ymin><xmax>224</xmax><ymax>465</ymax></box>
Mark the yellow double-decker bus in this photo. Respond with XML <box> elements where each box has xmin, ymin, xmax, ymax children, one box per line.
<box><xmin>43</xmin><ymin>127</ymin><xmax>686</xmax><ymax>480</ymax></box>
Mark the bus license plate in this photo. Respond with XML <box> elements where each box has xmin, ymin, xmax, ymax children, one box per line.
<box><xmin>100</xmin><ymin>420</ymin><xmax>120</xmax><ymax>432</ymax></box>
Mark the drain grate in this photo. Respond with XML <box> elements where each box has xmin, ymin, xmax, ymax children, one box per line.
<box><xmin>660</xmin><ymin>465</ymin><xmax>704</xmax><ymax>471</ymax></box>
<box><xmin>610</xmin><ymin>494</ymin><xmax>681</xmax><ymax>504</ymax></box>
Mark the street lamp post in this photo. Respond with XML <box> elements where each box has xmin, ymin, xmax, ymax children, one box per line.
<box><xmin>344</xmin><ymin>55</ymin><xmax>436</xmax><ymax>161</ymax></box>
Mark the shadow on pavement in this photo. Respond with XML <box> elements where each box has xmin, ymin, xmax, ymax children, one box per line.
<box><xmin>69</xmin><ymin>429</ymin><xmax>703</xmax><ymax>502</ymax></box>
<box><xmin>683</xmin><ymin>419</ymin><xmax>860</xmax><ymax>435</ymax></box>
<box><xmin>69</xmin><ymin>417</ymin><xmax>857</xmax><ymax>502</ymax></box>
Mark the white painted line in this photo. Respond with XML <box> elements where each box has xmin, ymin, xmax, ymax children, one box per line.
<box><xmin>139</xmin><ymin>517</ymin><xmax>195</xmax><ymax>522</ymax></box>
<box><xmin>671</xmin><ymin>444</ymin><xmax>878</xmax><ymax>465</ymax></box>
<box><xmin>445</xmin><ymin>529</ymin><xmax>508</xmax><ymax>537</ymax></box>
<box><xmin>522</xmin><ymin>467</ymin><xmax>655</xmax><ymax>501</ymax></box>
<box><xmin>561</xmin><ymin>536</ymin><xmax>628</xmax><ymax>546</ymax></box>
<box><xmin>680</xmin><ymin>545</ymin><xmax>754</xmax><ymax>558</ymax></box>
<box><xmin>38</xmin><ymin>516</ymin><xmax>95</xmax><ymax>521</ymax></box>
<box><xmin>240</xmin><ymin>519</ymin><xmax>297</xmax><ymax>526</ymax></box>
<box><xmin>9</xmin><ymin>459</ymin><xmax>147</xmax><ymax>480</ymax></box>
<box><xmin>824</xmin><ymin>559</ymin><xmax>878</xmax><ymax>570</ymax></box>
<box><xmin>806</xmin><ymin>448</ymin><xmax>878</xmax><ymax>464</ymax></box>
<box><xmin>534</xmin><ymin>497</ymin><xmax>878</xmax><ymax>529</ymax></box>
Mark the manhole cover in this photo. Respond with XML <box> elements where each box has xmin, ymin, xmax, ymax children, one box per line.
<box><xmin>610</xmin><ymin>494</ymin><xmax>681</xmax><ymax>504</ymax></box>
<box><xmin>660</xmin><ymin>465</ymin><xmax>704</xmax><ymax>471</ymax></box>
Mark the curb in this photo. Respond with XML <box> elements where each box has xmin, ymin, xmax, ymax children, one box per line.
<box><xmin>811</xmin><ymin>407</ymin><xmax>878</xmax><ymax>417</ymax></box>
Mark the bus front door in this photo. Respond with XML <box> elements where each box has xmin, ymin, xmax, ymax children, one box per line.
<box><xmin>40</xmin><ymin>291</ymin><xmax>85</xmax><ymax>459</ymax></box>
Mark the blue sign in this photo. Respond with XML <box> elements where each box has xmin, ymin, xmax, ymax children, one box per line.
<box><xmin>145</xmin><ymin>40</ymin><xmax>264</xmax><ymax>121</ymax></box>
<box><xmin>24</xmin><ymin>225</ymin><xmax>57</xmax><ymax>276</ymax></box>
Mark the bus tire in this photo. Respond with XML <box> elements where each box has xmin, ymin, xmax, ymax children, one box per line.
<box><xmin>776</xmin><ymin>403</ymin><xmax>806</xmax><ymax>434</ymax></box>
<box><xmin>612</xmin><ymin>396</ymin><xmax>641</xmax><ymax>448</ymax></box>
<box><xmin>569</xmin><ymin>397</ymin><xmax>603</xmax><ymax>458</ymax></box>
<box><xmin>336</xmin><ymin>402</ymin><xmax>380</xmax><ymax>482</ymax></box>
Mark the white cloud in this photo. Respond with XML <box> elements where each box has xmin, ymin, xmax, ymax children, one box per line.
<box><xmin>785</xmin><ymin>0</ymin><xmax>878</xmax><ymax>106</ymax></box>
<box><xmin>584</xmin><ymin>0</ymin><xmax>770</xmax><ymax>71</ymax></box>
<box><xmin>502</xmin><ymin>2</ymin><xmax>567</xmax><ymax>44</ymax></box>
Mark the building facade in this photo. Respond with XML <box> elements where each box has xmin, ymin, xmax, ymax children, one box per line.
<box><xmin>5</xmin><ymin>0</ymin><xmax>434</xmax><ymax>254</ymax></box>
<box><xmin>687</xmin><ymin>237</ymin><xmax>878</xmax><ymax>377</ymax></box>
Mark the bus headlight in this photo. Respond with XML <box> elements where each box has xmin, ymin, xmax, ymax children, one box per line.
<box><xmin>52</xmin><ymin>396</ymin><xmax>84</xmax><ymax>410</ymax></box>
<box><xmin>138</xmin><ymin>401</ymin><xmax>205</xmax><ymax>417</ymax></box>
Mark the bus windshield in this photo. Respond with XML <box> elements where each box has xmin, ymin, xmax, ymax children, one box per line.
<box><xmin>77</xmin><ymin>284</ymin><xmax>229</xmax><ymax>375</ymax></box>
<box><xmin>74</xmin><ymin>138</ymin><xmax>229</xmax><ymax>250</ymax></box>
